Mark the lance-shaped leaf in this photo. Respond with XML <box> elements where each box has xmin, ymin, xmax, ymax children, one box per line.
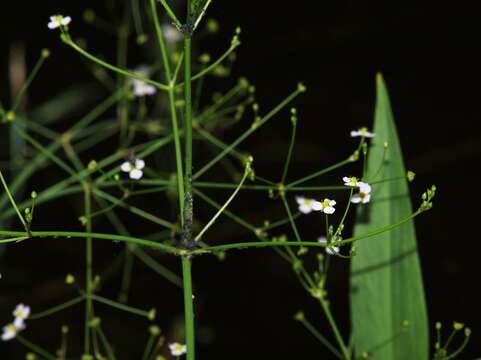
<box><xmin>350</xmin><ymin>73</ymin><xmax>429</xmax><ymax>359</ymax></box>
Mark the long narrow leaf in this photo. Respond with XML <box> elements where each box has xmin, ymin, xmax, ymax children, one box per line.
<box><xmin>350</xmin><ymin>73</ymin><xmax>429</xmax><ymax>360</ymax></box>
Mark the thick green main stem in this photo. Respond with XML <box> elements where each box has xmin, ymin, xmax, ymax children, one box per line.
<box><xmin>150</xmin><ymin>0</ymin><xmax>185</xmax><ymax>224</ymax></box>
<box><xmin>182</xmin><ymin>1</ymin><xmax>196</xmax><ymax>359</ymax></box>
<box><xmin>182</xmin><ymin>257</ymin><xmax>195</xmax><ymax>360</ymax></box>
<box><xmin>184</xmin><ymin>34</ymin><xmax>193</xmax><ymax>241</ymax></box>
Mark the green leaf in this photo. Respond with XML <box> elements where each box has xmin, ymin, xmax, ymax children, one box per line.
<box><xmin>350</xmin><ymin>73</ymin><xmax>429</xmax><ymax>360</ymax></box>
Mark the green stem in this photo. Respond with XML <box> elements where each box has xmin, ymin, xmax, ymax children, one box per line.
<box><xmin>286</xmin><ymin>157</ymin><xmax>352</xmax><ymax>188</ymax></box>
<box><xmin>29</xmin><ymin>296</ymin><xmax>85</xmax><ymax>320</ymax></box>
<box><xmin>11</xmin><ymin>50</ymin><xmax>49</xmax><ymax>112</ymax></box>
<box><xmin>297</xmin><ymin>317</ymin><xmax>343</xmax><ymax>359</ymax></box>
<box><xmin>319</xmin><ymin>299</ymin><xmax>350</xmax><ymax>359</ymax></box>
<box><xmin>182</xmin><ymin>256</ymin><xmax>195</xmax><ymax>360</ymax></box>
<box><xmin>63</xmin><ymin>37</ymin><xmax>169</xmax><ymax>91</ymax></box>
<box><xmin>194</xmin><ymin>87</ymin><xmax>303</xmax><ymax>179</ymax></box>
<box><xmin>16</xmin><ymin>335</ymin><xmax>56</xmax><ymax>360</ymax></box>
<box><xmin>281</xmin><ymin>117</ymin><xmax>297</xmax><ymax>184</ymax></box>
<box><xmin>0</xmin><ymin>229</ymin><xmax>180</xmax><ymax>253</ymax></box>
<box><xmin>91</xmin><ymin>294</ymin><xmax>151</xmax><ymax>318</ymax></box>
<box><xmin>194</xmin><ymin>164</ymin><xmax>250</xmax><ymax>242</ymax></box>
<box><xmin>0</xmin><ymin>169</ymin><xmax>29</xmax><ymax>233</ymax></box>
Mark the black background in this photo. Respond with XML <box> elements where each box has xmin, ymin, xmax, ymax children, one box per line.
<box><xmin>1</xmin><ymin>0</ymin><xmax>480</xmax><ymax>359</ymax></box>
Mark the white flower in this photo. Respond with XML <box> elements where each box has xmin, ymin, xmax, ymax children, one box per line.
<box><xmin>320</xmin><ymin>198</ymin><xmax>336</xmax><ymax>214</ymax></box>
<box><xmin>295</xmin><ymin>196</ymin><xmax>322</xmax><ymax>214</ymax></box>
<box><xmin>317</xmin><ymin>236</ymin><xmax>340</xmax><ymax>255</ymax></box>
<box><xmin>350</xmin><ymin>127</ymin><xmax>375</xmax><ymax>138</ymax></box>
<box><xmin>351</xmin><ymin>182</ymin><xmax>372</xmax><ymax>204</ymax></box>
<box><xmin>162</xmin><ymin>24</ymin><xmax>183</xmax><ymax>43</ymax></box>
<box><xmin>169</xmin><ymin>342</ymin><xmax>187</xmax><ymax>356</ymax></box>
<box><xmin>120</xmin><ymin>159</ymin><xmax>145</xmax><ymax>180</ymax></box>
<box><xmin>13</xmin><ymin>304</ymin><xmax>30</xmax><ymax>325</ymax></box>
<box><xmin>48</xmin><ymin>15</ymin><xmax>72</xmax><ymax>30</ymax></box>
<box><xmin>1</xmin><ymin>322</ymin><xmax>25</xmax><ymax>341</ymax></box>
<box><xmin>343</xmin><ymin>176</ymin><xmax>362</xmax><ymax>187</ymax></box>
<box><xmin>132</xmin><ymin>80</ymin><xmax>157</xmax><ymax>97</ymax></box>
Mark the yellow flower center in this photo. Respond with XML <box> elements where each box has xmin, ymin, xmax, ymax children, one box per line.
<box><xmin>6</xmin><ymin>324</ymin><xmax>16</xmax><ymax>333</ymax></box>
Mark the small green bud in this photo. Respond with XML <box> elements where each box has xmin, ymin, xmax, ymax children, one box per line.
<box><xmin>252</xmin><ymin>103</ymin><xmax>259</xmax><ymax>112</ymax></box>
<box><xmin>407</xmin><ymin>170</ymin><xmax>416</xmax><ymax>182</ymax></box>
<box><xmin>248</xmin><ymin>85</ymin><xmax>256</xmax><ymax>94</ymax></box>
<box><xmin>215</xmin><ymin>251</ymin><xmax>226</xmax><ymax>261</ymax></box>
<box><xmin>297</xmin><ymin>247</ymin><xmax>308</xmax><ymax>256</ymax></box>
<box><xmin>26</xmin><ymin>353</ymin><xmax>36</xmax><ymax>360</ymax></box>
<box><xmin>148</xmin><ymin>308</ymin><xmax>157</xmax><ymax>321</ymax></box>
<box><xmin>238</xmin><ymin>77</ymin><xmax>249</xmax><ymax>89</ymax></box>
<box><xmin>149</xmin><ymin>325</ymin><xmax>161</xmax><ymax>336</ymax></box>
<box><xmin>87</xmin><ymin>160</ymin><xmax>97</xmax><ymax>171</ymax></box>
<box><xmin>41</xmin><ymin>49</ymin><xmax>50</xmax><ymax>58</ymax></box>
<box><xmin>198</xmin><ymin>53</ymin><xmax>211</xmax><ymax>64</ymax></box>
<box><xmin>6</xmin><ymin>111</ymin><xmax>16</xmax><ymax>122</ymax></box>
<box><xmin>294</xmin><ymin>311</ymin><xmax>305</xmax><ymax>321</ymax></box>
<box><xmin>61</xmin><ymin>325</ymin><xmax>69</xmax><ymax>334</ymax></box>
<box><xmin>361</xmin><ymin>352</ymin><xmax>369</xmax><ymax>359</ymax></box>
<box><xmin>81</xmin><ymin>355</ymin><xmax>94</xmax><ymax>360</ymax></box>
<box><xmin>78</xmin><ymin>216</ymin><xmax>88</xmax><ymax>226</ymax></box>
<box><xmin>350</xmin><ymin>246</ymin><xmax>357</xmax><ymax>256</ymax></box>
<box><xmin>206</xmin><ymin>18</ymin><xmax>219</xmax><ymax>33</ymax></box>
<box><xmin>453</xmin><ymin>322</ymin><xmax>464</xmax><ymax>330</ymax></box>
<box><xmin>83</xmin><ymin>9</ymin><xmax>96</xmax><ymax>23</ymax></box>
<box><xmin>155</xmin><ymin>356</ymin><xmax>167</xmax><ymax>360</ymax></box>
<box><xmin>88</xmin><ymin>317</ymin><xmax>101</xmax><ymax>328</ymax></box>
<box><xmin>235</xmin><ymin>26</ymin><xmax>241</xmax><ymax>35</ymax></box>
<box><xmin>435</xmin><ymin>321</ymin><xmax>442</xmax><ymax>330</ymax></box>
<box><xmin>292</xmin><ymin>260</ymin><xmax>303</xmax><ymax>273</ymax></box>
<box><xmin>465</xmin><ymin>327</ymin><xmax>471</xmax><ymax>337</ymax></box>
<box><xmin>65</xmin><ymin>274</ymin><xmax>75</xmax><ymax>284</ymax></box>
<box><xmin>31</xmin><ymin>191</ymin><xmax>37</xmax><ymax>199</ymax></box>
<box><xmin>136</xmin><ymin>34</ymin><xmax>149</xmax><ymax>45</ymax></box>
<box><xmin>114</xmin><ymin>174</ymin><xmax>120</xmax><ymax>182</ymax></box>
<box><xmin>402</xmin><ymin>320</ymin><xmax>410</xmax><ymax>328</ymax></box>
<box><xmin>297</xmin><ymin>82</ymin><xmax>306</xmax><ymax>92</ymax></box>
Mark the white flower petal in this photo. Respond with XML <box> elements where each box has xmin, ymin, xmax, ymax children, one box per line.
<box><xmin>317</xmin><ymin>236</ymin><xmax>327</xmax><ymax>244</ymax></box>
<box><xmin>358</xmin><ymin>182</ymin><xmax>371</xmax><ymax>193</ymax></box>
<box><xmin>323</xmin><ymin>206</ymin><xmax>335</xmax><ymax>214</ymax></box>
<box><xmin>342</xmin><ymin>176</ymin><xmax>351</xmax><ymax>183</ymax></box>
<box><xmin>295</xmin><ymin>196</ymin><xmax>305</xmax><ymax>205</ymax></box>
<box><xmin>311</xmin><ymin>201</ymin><xmax>323</xmax><ymax>211</ymax></box>
<box><xmin>362</xmin><ymin>193</ymin><xmax>371</xmax><ymax>203</ymax></box>
<box><xmin>351</xmin><ymin>194</ymin><xmax>361</xmax><ymax>203</ymax></box>
<box><xmin>62</xmin><ymin>16</ymin><xmax>72</xmax><ymax>25</ymax></box>
<box><xmin>48</xmin><ymin>21</ymin><xmax>59</xmax><ymax>29</ymax></box>
<box><xmin>328</xmin><ymin>200</ymin><xmax>336</xmax><ymax>206</ymax></box>
<box><xmin>299</xmin><ymin>204</ymin><xmax>312</xmax><ymax>214</ymax></box>
<box><xmin>120</xmin><ymin>161</ymin><xmax>132</xmax><ymax>172</ymax></box>
<box><xmin>350</xmin><ymin>130</ymin><xmax>360</xmax><ymax>137</ymax></box>
<box><xmin>135</xmin><ymin>159</ymin><xmax>145</xmax><ymax>170</ymax></box>
<box><xmin>129</xmin><ymin>169</ymin><xmax>143</xmax><ymax>180</ymax></box>
<box><xmin>13</xmin><ymin>318</ymin><xmax>25</xmax><ymax>328</ymax></box>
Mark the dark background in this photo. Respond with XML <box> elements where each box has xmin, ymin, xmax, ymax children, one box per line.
<box><xmin>1</xmin><ymin>0</ymin><xmax>480</xmax><ymax>359</ymax></box>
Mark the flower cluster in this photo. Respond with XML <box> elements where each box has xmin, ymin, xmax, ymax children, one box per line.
<box><xmin>317</xmin><ymin>236</ymin><xmax>340</xmax><ymax>255</ymax></box>
<box><xmin>169</xmin><ymin>342</ymin><xmax>187</xmax><ymax>356</ymax></box>
<box><xmin>343</xmin><ymin>176</ymin><xmax>372</xmax><ymax>204</ymax></box>
<box><xmin>350</xmin><ymin>127</ymin><xmax>375</xmax><ymax>138</ymax></box>
<box><xmin>295</xmin><ymin>196</ymin><xmax>336</xmax><ymax>215</ymax></box>
<box><xmin>130</xmin><ymin>66</ymin><xmax>157</xmax><ymax>97</ymax></box>
<box><xmin>2</xmin><ymin>304</ymin><xmax>30</xmax><ymax>341</ymax></box>
<box><xmin>120</xmin><ymin>158</ymin><xmax>145</xmax><ymax>180</ymax></box>
<box><xmin>47</xmin><ymin>15</ymin><xmax>71</xmax><ymax>30</ymax></box>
